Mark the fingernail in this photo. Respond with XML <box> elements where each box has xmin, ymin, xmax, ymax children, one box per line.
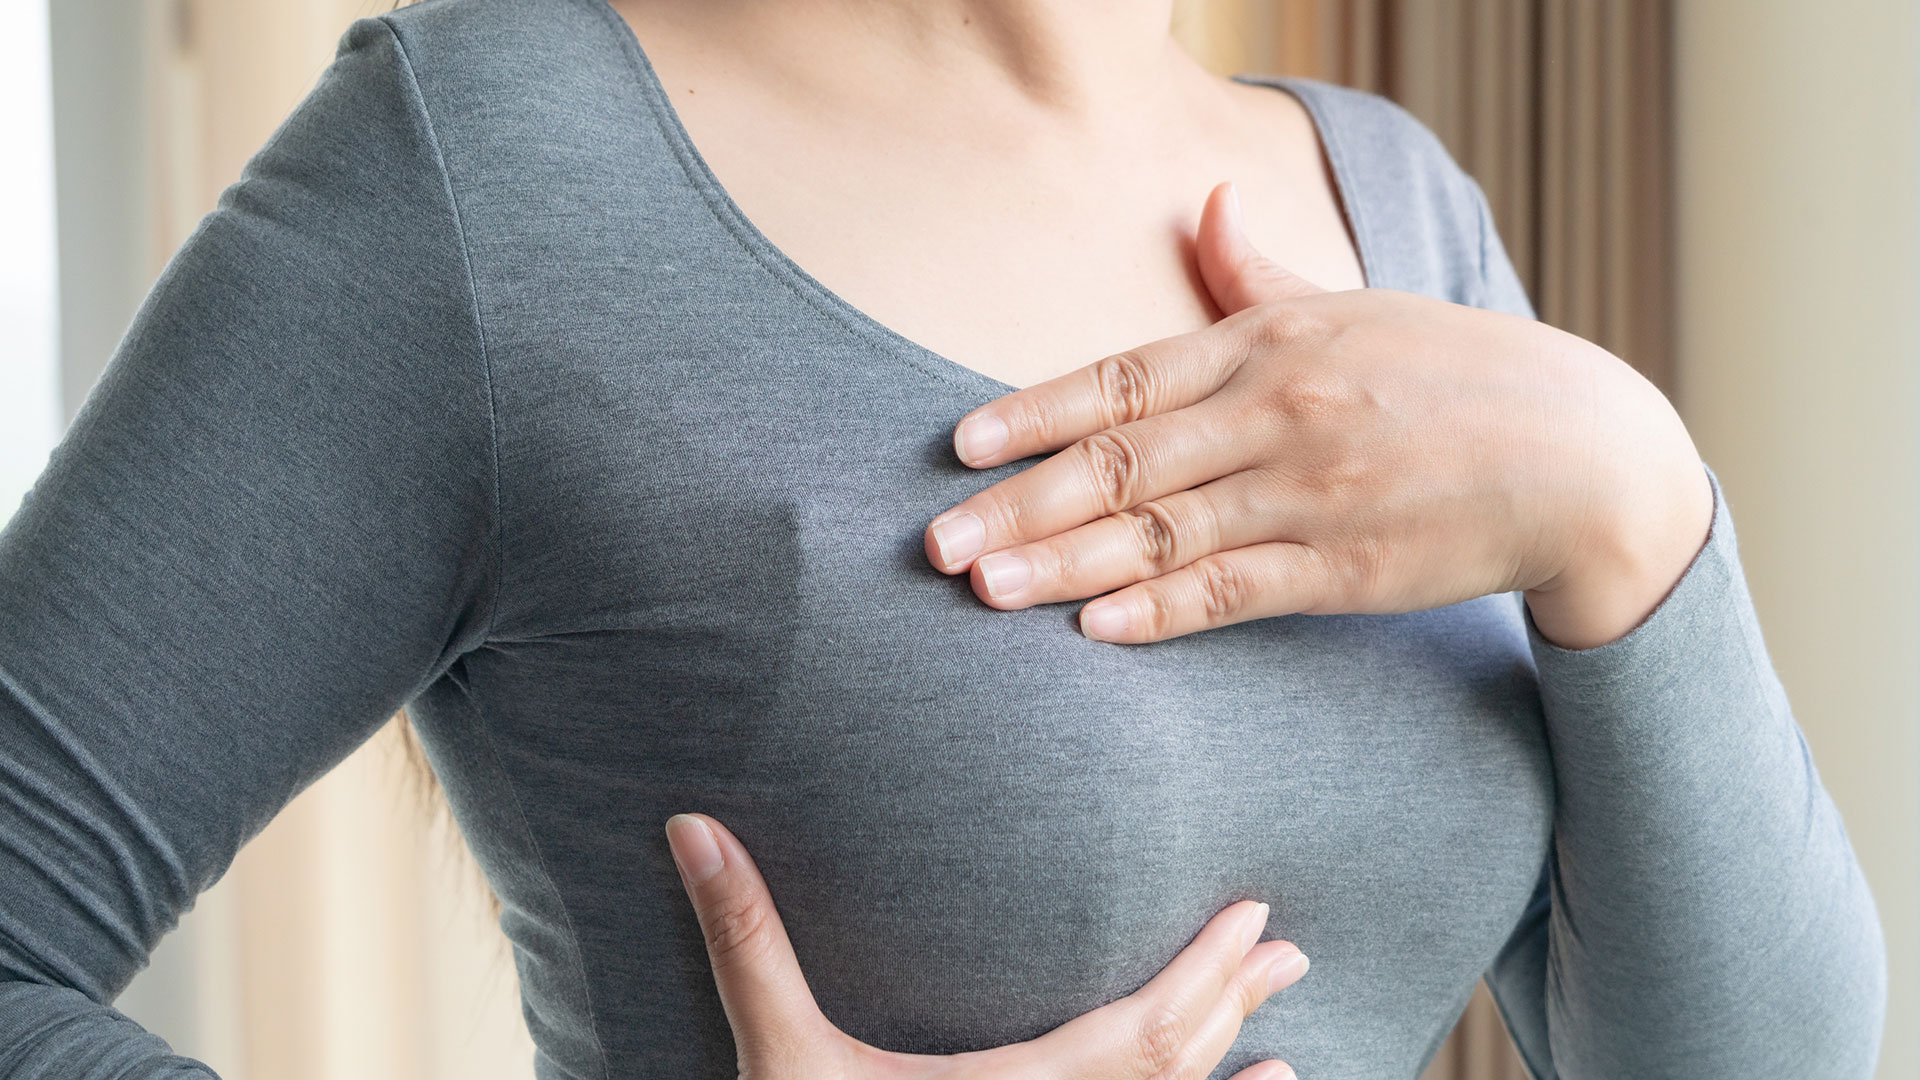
<box><xmin>977</xmin><ymin>552</ymin><xmax>1030</xmax><ymax>598</ymax></box>
<box><xmin>955</xmin><ymin>414</ymin><xmax>1009</xmax><ymax>464</ymax></box>
<box><xmin>1080</xmin><ymin>602</ymin><xmax>1129</xmax><ymax>640</ymax></box>
<box><xmin>1241</xmin><ymin>902</ymin><xmax>1270</xmax><ymax>955</ymax></box>
<box><xmin>1263</xmin><ymin>1062</ymin><xmax>1297</xmax><ymax>1080</ymax></box>
<box><xmin>930</xmin><ymin>512</ymin><xmax>985</xmax><ymax>568</ymax></box>
<box><xmin>1225</xmin><ymin>180</ymin><xmax>1245</xmax><ymax>233</ymax></box>
<box><xmin>1268</xmin><ymin>945</ymin><xmax>1309</xmax><ymax>991</ymax></box>
<box><xmin>665</xmin><ymin>814</ymin><xmax>724</xmax><ymax>884</ymax></box>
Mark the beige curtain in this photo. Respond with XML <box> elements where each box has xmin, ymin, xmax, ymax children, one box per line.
<box><xmin>1177</xmin><ymin>0</ymin><xmax>1674</xmax><ymax>394</ymax></box>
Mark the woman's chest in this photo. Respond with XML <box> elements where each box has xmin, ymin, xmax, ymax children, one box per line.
<box><xmin>482</xmin><ymin>330</ymin><xmax>1550</xmax><ymax>984</ymax></box>
<box><xmin>454</xmin><ymin>319</ymin><xmax>1553</xmax><ymax>1073</ymax></box>
<box><xmin>468</xmin><ymin>458</ymin><xmax>1554</xmax><ymax>1073</ymax></box>
<box><xmin>485</xmin><ymin>321</ymin><xmax>1554</xmax><ymax>831</ymax></box>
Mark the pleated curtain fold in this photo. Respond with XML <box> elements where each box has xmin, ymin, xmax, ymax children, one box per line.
<box><xmin>1179</xmin><ymin>0</ymin><xmax>1675</xmax><ymax>395</ymax></box>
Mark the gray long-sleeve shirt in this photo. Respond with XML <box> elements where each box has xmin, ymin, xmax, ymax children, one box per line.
<box><xmin>0</xmin><ymin>1</ymin><xmax>1887</xmax><ymax>1077</ymax></box>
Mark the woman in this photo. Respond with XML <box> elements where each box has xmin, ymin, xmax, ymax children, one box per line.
<box><xmin>0</xmin><ymin>0</ymin><xmax>1885</xmax><ymax>1078</ymax></box>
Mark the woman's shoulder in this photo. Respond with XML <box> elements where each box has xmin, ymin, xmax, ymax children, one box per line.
<box><xmin>328</xmin><ymin>0</ymin><xmax>695</xmax><ymax>239</ymax></box>
<box><xmin>377</xmin><ymin>0</ymin><xmax>625</xmax><ymax>66</ymax></box>
<box><xmin>1236</xmin><ymin>75</ymin><xmax>1509</xmax><ymax>308</ymax></box>
<box><xmin>1258</xmin><ymin>76</ymin><xmax>1478</xmax><ymax>211</ymax></box>
<box><xmin>372</xmin><ymin>0</ymin><xmax>646</xmax><ymax>132</ymax></box>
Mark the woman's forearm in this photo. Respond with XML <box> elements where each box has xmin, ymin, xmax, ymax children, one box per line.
<box><xmin>1517</xmin><ymin>468</ymin><xmax>1886</xmax><ymax>1076</ymax></box>
<box><xmin>0</xmin><ymin>985</ymin><xmax>214</xmax><ymax>1078</ymax></box>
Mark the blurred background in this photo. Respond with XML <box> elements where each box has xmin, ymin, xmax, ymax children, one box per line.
<box><xmin>1</xmin><ymin>1</ymin><xmax>1913</xmax><ymax>1077</ymax></box>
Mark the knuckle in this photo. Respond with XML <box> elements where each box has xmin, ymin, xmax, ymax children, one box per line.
<box><xmin>700</xmin><ymin>890</ymin><xmax>775</xmax><ymax>971</ymax></box>
<box><xmin>1044</xmin><ymin>534</ymin><xmax>1091</xmax><ymax>585</ymax></box>
<box><xmin>1340</xmin><ymin>534</ymin><xmax>1390</xmax><ymax>606</ymax></box>
<box><xmin>1233</xmin><ymin>965</ymin><xmax>1270</xmax><ymax>1018</ymax></box>
<box><xmin>1131</xmin><ymin>1002</ymin><xmax>1192</xmax><ymax>1075</ymax></box>
<box><xmin>1294</xmin><ymin>542</ymin><xmax>1357</xmax><ymax>614</ymax></box>
<box><xmin>1285</xmin><ymin>421</ymin><xmax>1375</xmax><ymax>503</ymax></box>
<box><xmin>1135</xmin><ymin>580</ymin><xmax>1181</xmax><ymax>640</ymax></box>
<box><xmin>987</xmin><ymin>493</ymin><xmax>1038</xmax><ymax>545</ymax></box>
<box><xmin>1249</xmin><ymin>302</ymin><xmax>1328</xmax><ymax>349</ymax></box>
<box><xmin>1025</xmin><ymin>400</ymin><xmax>1072</xmax><ymax>449</ymax></box>
<box><xmin>1291</xmin><ymin>458</ymin><xmax>1373</xmax><ymax>520</ymax></box>
<box><xmin>1093</xmin><ymin>350</ymin><xmax>1155</xmax><ymax>427</ymax></box>
<box><xmin>1264</xmin><ymin>368</ymin><xmax>1361</xmax><ymax>426</ymax></box>
<box><xmin>1193</xmin><ymin>557</ymin><xmax>1254</xmax><ymax>621</ymax></box>
<box><xmin>1077</xmin><ymin>430</ymin><xmax>1146</xmax><ymax>514</ymax></box>
<box><xmin>1148</xmin><ymin>1054</ymin><xmax>1203</xmax><ymax>1080</ymax></box>
<box><xmin>1116</xmin><ymin>500</ymin><xmax>1183</xmax><ymax>573</ymax></box>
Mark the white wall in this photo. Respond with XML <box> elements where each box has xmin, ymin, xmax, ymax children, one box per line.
<box><xmin>0</xmin><ymin>0</ymin><xmax>61</xmax><ymax>520</ymax></box>
<box><xmin>1675</xmin><ymin>3</ymin><xmax>1920</xmax><ymax>1076</ymax></box>
<box><xmin>48</xmin><ymin>0</ymin><xmax>157</xmax><ymax>420</ymax></box>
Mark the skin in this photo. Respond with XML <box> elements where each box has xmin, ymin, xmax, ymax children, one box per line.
<box><xmin>607</xmin><ymin>0</ymin><xmax>1365</xmax><ymax>388</ymax></box>
<box><xmin>621</xmin><ymin>0</ymin><xmax>1714</xmax><ymax>1071</ymax></box>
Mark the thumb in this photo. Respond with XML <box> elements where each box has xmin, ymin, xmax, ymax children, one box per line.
<box><xmin>1196</xmin><ymin>180</ymin><xmax>1326</xmax><ymax>316</ymax></box>
<box><xmin>666</xmin><ymin>813</ymin><xmax>832</xmax><ymax>1065</ymax></box>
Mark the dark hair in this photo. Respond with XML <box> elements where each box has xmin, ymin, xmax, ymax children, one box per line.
<box><xmin>393</xmin><ymin>710</ymin><xmax>502</xmax><ymax>918</ymax></box>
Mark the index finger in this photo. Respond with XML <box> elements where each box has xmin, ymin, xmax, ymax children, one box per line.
<box><xmin>665</xmin><ymin>814</ymin><xmax>833</xmax><ymax>1062</ymax></box>
<box><xmin>1012</xmin><ymin>899</ymin><xmax>1273</xmax><ymax>1080</ymax></box>
<box><xmin>950</xmin><ymin>316</ymin><xmax>1254</xmax><ymax>470</ymax></box>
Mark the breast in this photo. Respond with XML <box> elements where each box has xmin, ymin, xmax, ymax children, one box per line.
<box><xmin>457</xmin><ymin>324</ymin><xmax>1555</xmax><ymax>1077</ymax></box>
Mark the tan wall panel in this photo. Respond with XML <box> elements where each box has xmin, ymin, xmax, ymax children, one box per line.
<box><xmin>1674</xmin><ymin>3</ymin><xmax>1920</xmax><ymax>1076</ymax></box>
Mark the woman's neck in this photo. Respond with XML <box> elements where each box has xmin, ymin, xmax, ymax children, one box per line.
<box><xmin>842</xmin><ymin>0</ymin><xmax>1182</xmax><ymax>110</ymax></box>
<box><xmin>628</xmin><ymin>0</ymin><xmax>1202</xmax><ymax>126</ymax></box>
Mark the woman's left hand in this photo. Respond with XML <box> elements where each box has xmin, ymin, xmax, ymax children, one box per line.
<box><xmin>924</xmin><ymin>182</ymin><xmax>1712</xmax><ymax>651</ymax></box>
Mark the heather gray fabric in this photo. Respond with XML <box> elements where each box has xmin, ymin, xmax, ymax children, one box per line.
<box><xmin>0</xmin><ymin>1</ymin><xmax>1887</xmax><ymax>1077</ymax></box>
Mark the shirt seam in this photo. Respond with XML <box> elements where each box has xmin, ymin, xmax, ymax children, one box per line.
<box><xmin>1471</xmin><ymin>178</ymin><xmax>1494</xmax><ymax>309</ymax></box>
<box><xmin>376</xmin><ymin>18</ymin><xmax>611</xmax><ymax>1080</ymax></box>
<box><xmin>467</xmin><ymin>672</ymin><xmax>614</xmax><ymax>1080</ymax></box>
<box><xmin>377</xmin><ymin>15</ymin><xmax>507</xmax><ymax>650</ymax></box>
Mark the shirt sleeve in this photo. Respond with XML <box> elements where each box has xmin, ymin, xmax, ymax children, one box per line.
<box><xmin>0</xmin><ymin>16</ymin><xmax>496</xmax><ymax>1076</ymax></box>
<box><xmin>1464</xmin><ymin>177</ymin><xmax>1889</xmax><ymax>1076</ymax></box>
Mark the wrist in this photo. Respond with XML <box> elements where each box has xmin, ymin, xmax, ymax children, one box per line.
<box><xmin>1525</xmin><ymin>455</ymin><xmax>1714</xmax><ymax>651</ymax></box>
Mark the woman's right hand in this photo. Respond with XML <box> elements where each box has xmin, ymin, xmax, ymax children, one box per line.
<box><xmin>665</xmin><ymin>813</ymin><xmax>1309</xmax><ymax>1080</ymax></box>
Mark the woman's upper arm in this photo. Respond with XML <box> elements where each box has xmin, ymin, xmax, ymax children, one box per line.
<box><xmin>0</xmin><ymin>15</ymin><xmax>495</xmax><ymax>1072</ymax></box>
<box><xmin>1458</xmin><ymin>149</ymin><xmax>1884</xmax><ymax>1074</ymax></box>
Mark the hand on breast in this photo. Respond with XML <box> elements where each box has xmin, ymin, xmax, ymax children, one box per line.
<box><xmin>664</xmin><ymin>813</ymin><xmax>1309</xmax><ymax>1080</ymax></box>
<box><xmin>923</xmin><ymin>181</ymin><xmax>1713</xmax><ymax>651</ymax></box>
